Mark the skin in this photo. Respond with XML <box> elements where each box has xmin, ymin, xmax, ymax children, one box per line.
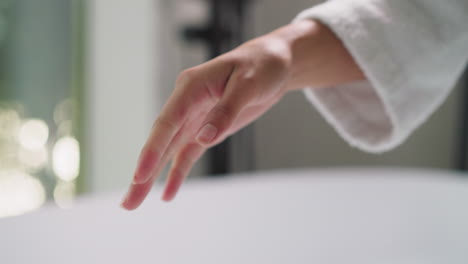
<box><xmin>121</xmin><ymin>20</ymin><xmax>365</xmax><ymax>210</ymax></box>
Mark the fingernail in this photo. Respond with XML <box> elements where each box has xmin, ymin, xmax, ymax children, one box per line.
<box><xmin>133</xmin><ymin>150</ymin><xmax>158</xmax><ymax>183</ymax></box>
<box><xmin>196</xmin><ymin>124</ymin><xmax>217</xmax><ymax>145</ymax></box>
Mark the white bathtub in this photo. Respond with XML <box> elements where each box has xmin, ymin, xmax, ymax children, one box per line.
<box><xmin>1</xmin><ymin>168</ymin><xmax>468</xmax><ymax>263</ymax></box>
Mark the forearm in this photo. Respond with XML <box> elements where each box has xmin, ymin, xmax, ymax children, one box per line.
<box><xmin>269</xmin><ymin>20</ymin><xmax>365</xmax><ymax>91</ymax></box>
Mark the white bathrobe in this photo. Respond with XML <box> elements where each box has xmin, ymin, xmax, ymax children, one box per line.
<box><xmin>294</xmin><ymin>0</ymin><xmax>468</xmax><ymax>153</ymax></box>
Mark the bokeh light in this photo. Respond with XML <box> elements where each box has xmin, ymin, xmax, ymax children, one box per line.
<box><xmin>52</xmin><ymin>136</ymin><xmax>80</xmax><ymax>182</ymax></box>
<box><xmin>0</xmin><ymin>170</ymin><xmax>46</xmax><ymax>218</ymax></box>
<box><xmin>0</xmin><ymin>104</ymin><xmax>80</xmax><ymax>217</ymax></box>
<box><xmin>0</xmin><ymin>102</ymin><xmax>81</xmax><ymax>216</ymax></box>
<box><xmin>0</xmin><ymin>108</ymin><xmax>21</xmax><ymax>138</ymax></box>
<box><xmin>17</xmin><ymin>119</ymin><xmax>49</xmax><ymax>150</ymax></box>
<box><xmin>18</xmin><ymin>147</ymin><xmax>48</xmax><ymax>171</ymax></box>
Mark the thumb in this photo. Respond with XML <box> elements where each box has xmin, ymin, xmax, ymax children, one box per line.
<box><xmin>195</xmin><ymin>71</ymin><xmax>254</xmax><ymax>146</ymax></box>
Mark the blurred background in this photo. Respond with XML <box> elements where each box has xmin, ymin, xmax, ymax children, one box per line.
<box><xmin>0</xmin><ymin>0</ymin><xmax>467</xmax><ymax>218</ymax></box>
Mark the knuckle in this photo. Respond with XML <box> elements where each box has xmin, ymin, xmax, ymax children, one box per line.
<box><xmin>176</xmin><ymin>68</ymin><xmax>197</xmax><ymax>85</ymax></box>
<box><xmin>236</xmin><ymin>70</ymin><xmax>257</xmax><ymax>86</ymax></box>
<box><xmin>228</xmin><ymin>55</ymin><xmax>246</xmax><ymax>69</ymax></box>
<box><xmin>232</xmin><ymin>63</ymin><xmax>257</xmax><ymax>88</ymax></box>
<box><xmin>263</xmin><ymin>48</ymin><xmax>290</xmax><ymax>72</ymax></box>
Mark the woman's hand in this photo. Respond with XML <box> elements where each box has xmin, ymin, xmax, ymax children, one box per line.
<box><xmin>121</xmin><ymin>20</ymin><xmax>364</xmax><ymax>210</ymax></box>
<box><xmin>121</xmin><ymin>34</ymin><xmax>292</xmax><ymax>209</ymax></box>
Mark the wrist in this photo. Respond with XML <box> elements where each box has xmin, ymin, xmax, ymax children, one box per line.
<box><xmin>269</xmin><ymin>19</ymin><xmax>365</xmax><ymax>92</ymax></box>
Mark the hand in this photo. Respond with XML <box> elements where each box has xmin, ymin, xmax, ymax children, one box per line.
<box><xmin>120</xmin><ymin>20</ymin><xmax>364</xmax><ymax>210</ymax></box>
<box><xmin>121</xmin><ymin>33</ymin><xmax>292</xmax><ymax>209</ymax></box>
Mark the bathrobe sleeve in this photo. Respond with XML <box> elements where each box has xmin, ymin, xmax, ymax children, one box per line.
<box><xmin>293</xmin><ymin>0</ymin><xmax>468</xmax><ymax>152</ymax></box>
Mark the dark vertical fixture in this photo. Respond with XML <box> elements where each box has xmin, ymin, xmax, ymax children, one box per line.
<box><xmin>456</xmin><ymin>68</ymin><xmax>468</xmax><ymax>171</ymax></box>
<box><xmin>183</xmin><ymin>0</ymin><xmax>255</xmax><ymax>175</ymax></box>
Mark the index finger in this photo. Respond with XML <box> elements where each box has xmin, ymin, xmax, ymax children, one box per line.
<box><xmin>132</xmin><ymin>78</ymin><xmax>194</xmax><ymax>184</ymax></box>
